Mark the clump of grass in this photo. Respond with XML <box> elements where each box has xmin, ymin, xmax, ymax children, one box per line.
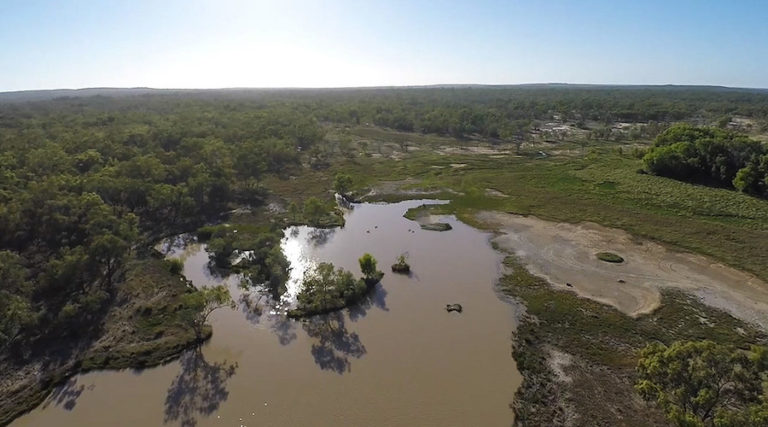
<box><xmin>164</xmin><ymin>258</ymin><xmax>184</xmax><ymax>275</ymax></box>
<box><xmin>596</xmin><ymin>252</ymin><xmax>624</xmax><ymax>263</ymax></box>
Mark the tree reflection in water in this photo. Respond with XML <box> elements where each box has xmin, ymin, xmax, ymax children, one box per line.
<box><xmin>43</xmin><ymin>377</ymin><xmax>93</xmax><ymax>410</ymax></box>
<box><xmin>302</xmin><ymin>311</ymin><xmax>366</xmax><ymax>374</ymax></box>
<box><xmin>347</xmin><ymin>282</ymin><xmax>389</xmax><ymax>322</ymax></box>
<box><xmin>164</xmin><ymin>346</ymin><xmax>238</xmax><ymax>427</ymax></box>
<box><xmin>270</xmin><ymin>315</ymin><xmax>298</xmax><ymax>345</ymax></box>
<box><xmin>307</xmin><ymin>228</ymin><xmax>334</xmax><ymax>247</ymax></box>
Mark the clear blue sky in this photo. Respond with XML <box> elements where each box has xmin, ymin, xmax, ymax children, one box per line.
<box><xmin>1</xmin><ymin>0</ymin><xmax>767</xmax><ymax>91</ymax></box>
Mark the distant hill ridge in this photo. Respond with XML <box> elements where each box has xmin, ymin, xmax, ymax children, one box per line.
<box><xmin>1</xmin><ymin>84</ymin><xmax>767</xmax><ymax>103</ymax></box>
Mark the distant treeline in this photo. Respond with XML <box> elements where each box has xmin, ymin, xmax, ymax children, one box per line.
<box><xmin>644</xmin><ymin>124</ymin><xmax>768</xmax><ymax>197</ymax></box>
<box><xmin>4</xmin><ymin>85</ymin><xmax>768</xmax><ymax>139</ymax></box>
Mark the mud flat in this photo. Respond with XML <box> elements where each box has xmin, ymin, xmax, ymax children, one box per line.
<box><xmin>478</xmin><ymin>211</ymin><xmax>768</xmax><ymax>329</ymax></box>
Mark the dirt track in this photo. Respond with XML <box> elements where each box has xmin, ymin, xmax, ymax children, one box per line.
<box><xmin>479</xmin><ymin>211</ymin><xmax>768</xmax><ymax>329</ymax></box>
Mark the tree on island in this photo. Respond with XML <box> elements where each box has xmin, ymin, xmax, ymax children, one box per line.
<box><xmin>290</xmin><ymin>256</ymin><xmax>384</xmax><ymax>318</ymax></box>
<box><xmin>358</xmin><ymin>253</ymin><xmax>377</xmax><ymax>280</ymax></box>
<box><xmin>359</xmin><ymin>253</ymin><xmax>384</xmax><ymax>284</ymax></box>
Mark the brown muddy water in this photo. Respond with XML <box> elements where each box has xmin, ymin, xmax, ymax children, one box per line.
<box><xmin>14</xmin><ymin>200</ymin><xmax>521</xmax><ymax>427</ymax></box>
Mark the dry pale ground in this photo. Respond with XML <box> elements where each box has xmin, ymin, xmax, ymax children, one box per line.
<box><xmin>479</xmin><ymin>211</ymin><xmax>768</xmax><ymax>329</ymax></box>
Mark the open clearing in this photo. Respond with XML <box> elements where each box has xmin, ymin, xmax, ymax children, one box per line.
<box><xmin>480</xmin><ymin>211</ymin><xmax>768</xmax><ymax>329</ymax></box>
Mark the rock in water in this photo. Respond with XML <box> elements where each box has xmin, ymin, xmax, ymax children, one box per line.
<box><xmin>446</xmin><ymin>303</ymin><xmax>463</xmax><ymax>313</ymax></box>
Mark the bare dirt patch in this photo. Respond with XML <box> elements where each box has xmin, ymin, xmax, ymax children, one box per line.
<box><xmin>479</xmin><ymin>211</ymin><xmax>768</xmax><ymax>329</ymax></box>
<box><xmin>485</xmin><ymin>188</ymin><xmax>509</xmax><ymax>198</ymax></box>
<box><xmin>547</xmin><ymin>347</ymin><xmax>573</xmax><ymax>384</ymax></box>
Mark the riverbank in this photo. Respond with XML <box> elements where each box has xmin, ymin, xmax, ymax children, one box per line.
<box><xmin>471</xmin><ymin>208</ymin><xmax>768</xmax><ymax>424</ymax></box>
<box><xmin>493</xmin><ymin>243</ymin><xmax>767</xmax><ymax>425</ymax></box>
<box><xmin>0</xmin><ymin>256</ymin><xmax>207</xmax><ymax>426</ymax></box>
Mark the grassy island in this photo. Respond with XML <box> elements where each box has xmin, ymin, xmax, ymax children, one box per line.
<box><xmin>596</xmin><ymin>252</ymin><xmax>624</xmax><ymax>263</ymax></box>
<box><xmin>420</xmin><ymin>222</ymin><xmax>452</xmax><ymax>231</ymax></box>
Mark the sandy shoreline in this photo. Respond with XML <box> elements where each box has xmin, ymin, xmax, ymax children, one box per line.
<box><xmin>479</xmin><ymin>211</ymin><xmax>768</xmax><ymax>329</ymax></box>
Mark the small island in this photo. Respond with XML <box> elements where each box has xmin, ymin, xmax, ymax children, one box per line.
<box><xmin>391</xmin><ymin>253</ymin><xmax>411</xmax><ymax>274</ymax></box>
<box><xmin>420</xmin><ymin>222</ymin><xmax>452</xmax><ymax>232</ymax></box>
<box><xmin>596</xmin><ymin>252</ymin><xmax>625</xmax><ymax>263</ymax></box>
<box><xmin>288</xmin><ymin>253</ymin><xmax>384</xmax><ymax>318</ymax></box>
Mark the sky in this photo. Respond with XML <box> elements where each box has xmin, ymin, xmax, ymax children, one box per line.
<box><xmin>1</xmin><ymin>0</ymin><xmax>767</xmax><ymax>91</ymax></box>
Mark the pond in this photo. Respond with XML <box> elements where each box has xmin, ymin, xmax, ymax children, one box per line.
<box><xmin>14</xmin><ymin>200</ymin><xmax>521</xmax><ymax>426</ymax></box>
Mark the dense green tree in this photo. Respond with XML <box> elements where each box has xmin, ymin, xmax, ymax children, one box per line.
<box><xmin>358</xmin><ymin>253</ymin><xmax>378</xmax><ymax>280</ymax></box>
<box><xmin>333</xmin><ymin>173</ymin><xmax>353</xmax><ymax>196</ymax></box>
<box><xmin>294</xmin><ymin>262</ymin><xmax>365</xmax><ymax>316</ymax></box>
<box><xmin>733</xmin><ymin>155</ymin><xmax>768</xmax><ymax>197</ymax></box>
<box><xmin>637</xmin><ymin>341</ymin><xmax>768</xmax><ymax>427</ymax></box>
<box><xmin>644</xmin><ymin>124</ymin><xmax>767</xmax><ymax>193</ymax></box>
<box><xmin>303</xmin><ymin>197</ymin><xmax>326</xmax><ymax>224</ymax></box>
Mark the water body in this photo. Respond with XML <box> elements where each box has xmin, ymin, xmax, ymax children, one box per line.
<box><xmin>14</xmin><ymin>200</ymin><xmax>521</xmax><ymax>426</ymax></box>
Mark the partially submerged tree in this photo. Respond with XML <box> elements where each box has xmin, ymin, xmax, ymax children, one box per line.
<box><xmin>181</xmin><ymin>285</ymin><xmax>234</xmax><ymax>339</ymax></box>
<box><xmin>358</xmin><ymin>253</ymin><xmax>378</xmax><ymax>281</ymax></box>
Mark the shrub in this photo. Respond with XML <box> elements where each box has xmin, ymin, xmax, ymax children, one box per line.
<box><xmin>596</xmin><ymin>252</ymin><xmax>624</xmax><ymax>263</ymax></box>
<box><xmin>391</xmin><ymin>254</ymin><xmax>410</xmax><ymax>274</ymax></box>
<box><xmin>165</xmin><ymin>259</ymin><xmax>184</xmax><ymax>275</ymax></box>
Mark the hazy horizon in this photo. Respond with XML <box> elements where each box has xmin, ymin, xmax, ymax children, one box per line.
<box><xmin>4</xmin><ymin>82</ymin><xmax>768</xmax><ymax>95</ymax></box>
<box><xmin>2</xmin><ymin>0</ymin><xmax>767</xmax><ymax>92</ymax></box>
